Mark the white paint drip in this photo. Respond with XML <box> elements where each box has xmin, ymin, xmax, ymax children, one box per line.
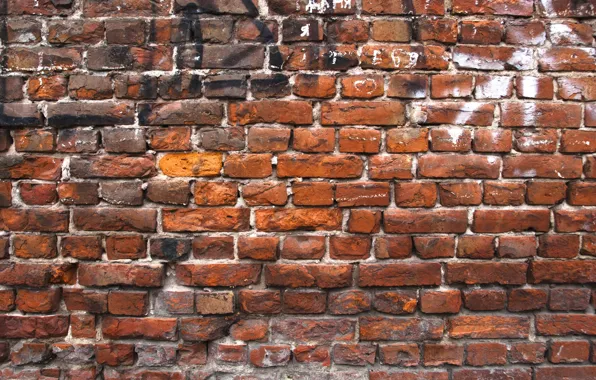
<box><xmin>448</xmin><ymin>128</ymin><xmax>464</xmax><ymax>144</ymax></box>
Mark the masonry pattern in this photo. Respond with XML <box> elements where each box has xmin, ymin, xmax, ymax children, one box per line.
<box><xmin>0</xmin><ymin>0</ymin><xmax>596</xmax><ymax>378</ymax></box>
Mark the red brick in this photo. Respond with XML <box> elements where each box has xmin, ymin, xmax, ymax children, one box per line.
<box><xmin>501</xmin><ymin>102</ymin><xmax>582</xmax><ymax>128</ymax></box>
<box><xmin>163</xmin><ymin>208</ymin><xmax>249</xmax><ymax>232</ymax></box>
<box><xmin>372</xmin><ymin>20</ymin><xmax>411</xmax><ymax>42</ymax></box>
<box><xmin>360</xmin><ymin>45</ymin><xmax>449</xmax><ymax>70</ymax></box>
<box><xmin>460</xmin><ymin>21</ymin><xmax>503</xmax><ymax>45</ymax></box>
<box><xmin>539</xmin><ymin>47</ymin><xmax>596</xmax><ymax>71</ymax></box>
<box><xmin>463</xmin><ymin>289</ymin><xmax>506</xmax><ymax>311</ymax></box>
<box><xmin>472</xmin><ymin>209</ymin><xmax>550</xmax><ymax>232</ymax></box>
<box><xmin>255</xmin><ymin>208</ymin><xmax>343</xmax><ymax>231</ymax></box>
<box><xmin>549</xmin><ymin>341</ymin><xmax>590</xmax><ymax>363</ymax></box>
<box><xmin>508</xmin><ymin>288</ymin><xmax>547</xmax><ymax>312</ymax></box>
<box><xmin>360</xmin><ymin>316</ymin><xmax>444</xmax><ymax>341</ymax></box>
<box><xmin>373</xmin><ymin>290</ymin><xmax>418</xmax><ymax>314</ymax></box>
<box><xmin>363</xmin><ymin>0</ymin><xmax>444</xmax><ymax>15</ymax></box>
<box><xmin>283</xmin><ymin>290</ymin><xmax>326</xmax><ymax>314</ymax></box>
<box><xmin>16</xmin><ymin>289</ymin><xmax>61</xmax><ymax>313</ymax></box>
<box><xmin>96</xmin><ymin>344</ymin><xmax>135</xmax><ymax>366</ymax></box>
<box><xmin>293</xmin><ymin>345</ymin><xmax>331</xmax><ymax>366</ymax></box>
<box><xmin>359</xmin><ymin>263</ymin><xmax>441</xmax><ymax>287</ymax></box>
<box><xmin>79</xmin><ymin>263</ymin><xmax>163</xmax><ymax>287</ymax></box>
<box><xmin>278</xmin><ymin>154</ymin><xmax>363</xmax><ymax>178</ymax></box>
<box><xmin>453</xmin><ymin>0</ymin><xmax>533</xmax><ymax>15</ymax></box>
<box><xmin>483</xmin><ymin>181</ymin><xmax>525</xmax><ymax>205</ymax></box>
<box><xmin>421</xmin><ymin>290</ymin><xmax>462</xmax><ymax>314</ymax></box>
<box><xmin>498</xmin><ymin>236</ymin><xmax>536</xmax><ymax>258</ymax></box>
<box><xmin>281</xmin><ymin>236</ymin><xmax>326</xmax><ymax>260</ymax></box>
<box><xmin>561</xmin><ymin>131</ymin><xmax>596</xmax><ymax>153</ymax></box>
<box><xmin>379</xmin><ymin>344</ymin><xmax>420</xmax><ymax>366</ymax></box>
<box><xmin>229</xmin><ymin>101</ymin><xmax>313</xmax><ymax>125</ymax></box>
<box><xmin>549</xmin><ymin>288</ymin><xmax>591</xmax><ymax>312</ymax></box>
<box><xmin>176</xmin><ymin>263</ymin><xmax>261</xmax><ymax>287</ymax></box>
<box><xmin>340</xmin><ymin>75</ymin><xmax>383</xmax><ymax>98</ymax></box>
<box><xmin>457</xmin><ymin>236</ymin><xmax>495</xmax><ymax>259</ymax></box>
<box><xmin>333</xmin><ymin>344</ymin><xmax>376</xmax><ymax>366</ymax></box>
<box><xmin>388</xmin><ymin>74</ymin><xmax>428</xmax><ymax>98</ymax></box>
<box><xmin>102</xmin><ymin>317</ymin><xmax>177</xmax><ymax>341</ymax></box>
<box><xmin>414</xmin><ymin>236</ymin><xmax>455</xmax><ymax>259</ymax></box>
<box><xmin>424</xmin><ymin>343</ymin><xmax>464</xmax><ymax>366</ymax></box>
<box><xmin>336</xmin><ymin>182</ymin><xmax>390</xmax><ymax>207</ymax></box>
<box><xmin>249</xmin><ymin>345</ymin><xmax>291</xmax><ymax>368</ymax></box>
<box><xmin>414</xmin><ymin>102</ymin><xmax>495</xmax><ymax>126</ymax></box>
<box><xmin>454</xmin><ymin>369</ymin><xmax>531</xmax><ymax>380</ymax></box>
<box><xmin>526</xmin><ymin>181</ymin><xmax>566</xmax><ymax>205</ymax></box>
<box><xmin>506</xmin><ymin>21</ymin><xmax>546</xmax><ymax>46</ymax></box>
<box><xmin>438</xmin><ymin>182</ymin><xmax>482</xmax><ymax>207</ymax></box>
<box><xmin>18</xmin><ymin>183</ymin><xmax>56</xmax><ymax>205</ymax></box>
<box><xmin>194</xmin><ymin>182</ymin><xmax>237</xmax><ymax>206</ymax></box>
<box><xmin>431</xmin><ymin>75</ymin><xmax>473</xmax><ymax>98</ymax></box>
<box><xmin>348</xmin><ymin>210</ymin><xmax>382</xmax><ymax>234</ymax></box>
<box><xmin>375</xmin><ymin>236</ymin><xmax>413</xmax><ymax>259</ymax></box>
<box><xmin>238</xmin><ymin>236</ymin><xmax>279</xmax><ymax>260</ymax></box>
<box><xmin>369</xmin><ymin>155</ymin><xmax>413</xmax><ymax>179</ymax></box>
<box><xmin>453</xmin><ymin>46</ymin><xmax>532</xmax><ymax>70</ymax></box>
<box><xmin>13</xmin><ymin>234</ymin><xmax>57</xmax><ymax>259</ymax></box>
<box><xmin>239</xmin><ymin>290</ymin><xmax>281</xmax><ymax>314</ymax></box>
<box><xmin>530</xmin><ymin>260</ymin><xmax>596</xmax><ymax>284</ymax></box>
<box><xmin>328</xmin><ymin>290</ymin><xmax>371</xmax><ymax>315</ymax></box>
<box><xmin>330</xmin><ymin>236</ymin><xmax>371</xmax><ymax>260</ymax></box>
<box><xmin>417</xmin><ymin>18</ymin><xmax>457</xmax><ymax>44</ymax></box>
<box><xmin>247</xmin><ymin>127</ymin><xmax>290</xmax><ymax>152</ymax></box>
<box><xmin>510</xmin><ymin>342</ymin><xmax>546</xmax><ymax>364</ymax></box>
<box><xmin>384</xmin><ymin>209</ymin><xmax>468</xmax><ymax>233</ymax></box>
<box><xmin>538</xmin><ymin>234</ymin><xmax>580</xmax><ymax>258</ymax></box>
<box><xmin>394</xmin><ymin>182</ymin><xmax>437</xmax><ymax>207</ymax></box>
<box><xmin>537</xmin><ymin>315</ymin><xmax>596</xmax><ymax>336</ymax></box>
<box><xmin>419</xmin><ymin>154</ymin><xmax>500</xmax><ymax>178</ymax></box>
<box><xmin>447</xmin><ymin>262</ymin><xmax>527</xmax><ymax>285</ymax></box>
<box><xmin>321</xmin><ymin>101</ymin><xmax>405</xmax><ymax>126</ymax></box>
<box><xmin>339</xmin><ymin>128</ymin><xmax>381</xmax><ymax>153</ymax></box>
<box><xmin>108</xmin><ymin>291</ymin><xmax>148</xmax><ymax>316</ymax></box>
<box><xmin>272</xmin><ymin>318</ymin><xmax>356</xmax><ymax>342</ymax></box>
<box><xmin>179</xmin><ymin>317</ymin><xmax>236</xmax><ymax>341</ymax></box>
<box><xmin>265</xmin><ymin>264</ymin><xmax>352</xmax><ymax>288</ymax></box>
<box><xmin>293</xmin><ymin>75</ymin><xmax>336</xmax><ymax>98</ymax></box>
<box><xmin>555</xmin><ymin>209</ymin><xmax>596</xmax><ymax>232</ymax></box>
<box><xmin>448</xmin><ymin>316</ymin><xmax>530</xmax><ymax>339</ymax></box>
<box><xmin>387</xmin><ymin>128</ymin><xmax>428</xmax><ymax>153</ymax></box>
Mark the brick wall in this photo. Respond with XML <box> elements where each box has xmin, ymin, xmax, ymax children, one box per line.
<box><xmin>0</xmin><ymin>0</ymin><xmax>595</xmax><ymax>378</ymax></box>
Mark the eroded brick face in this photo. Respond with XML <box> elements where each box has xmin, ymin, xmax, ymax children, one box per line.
<box><xmin>0</xmin><ymin>0</ymin><xmax>595</xmax><ymax>378</ymax></box>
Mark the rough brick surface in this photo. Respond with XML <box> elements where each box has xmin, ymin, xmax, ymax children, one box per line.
<box><xmin>0</xmin><ymin>0</ymin><xmax>595</xmax><ymax>378</ymax></box>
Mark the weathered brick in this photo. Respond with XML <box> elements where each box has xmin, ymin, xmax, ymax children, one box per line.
<box><xmin>265</xmin><ymin>264</ymin><xmax>352</xmax><ymax>288</ymax></box>
<box><xmin>448</xmin><ymin>316</ymin><xmax>531</xmax><ymax>339</ymax></box>
<box><xmin>139</xmin><ymin>102</ymin><xmax>222</xmax><ymax>125</ymax></box>
<box><xmin>360</xmin><ymin>263</ymin><xmax>441</xmax><ymax>287</ymax></box>
<box><xmin>47</xmin><ymin>102</ymin><xmax>134</xmax><ymax>126</ymax></box>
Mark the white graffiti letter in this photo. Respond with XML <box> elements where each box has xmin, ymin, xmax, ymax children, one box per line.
<box><xmin>300</xmin><ymin>25</ymin><xmax>310</xmax><ymax>37</ymax></box>
<box><xmin>372</xmin><ymin>50</ymin><xmax>382</xmax><ymax>65</ymax></box>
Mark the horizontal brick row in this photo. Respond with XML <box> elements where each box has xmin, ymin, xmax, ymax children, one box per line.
<box><xmin>2</xmin><ymin>178</ymin><xmax>595</xmax><ymax>207</ymax></box>
<box><xmin>2</xmin><ymin>260</ymin><xmax>596</xmax><ymax>288</ymax></box>
<box><xmin>3</xmin><ymin>285</ymin><xmax>594</xmax><ymax>315</ymax></box>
